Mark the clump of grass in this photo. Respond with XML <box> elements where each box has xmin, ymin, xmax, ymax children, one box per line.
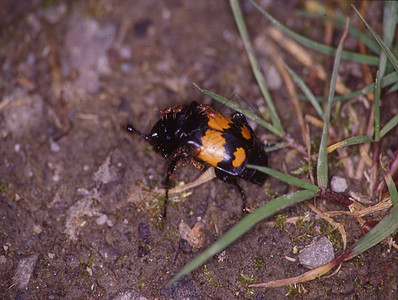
<box><xmin>170</xmin><ymin>0</ymin><xmax>398</xmax><ymax>287</ymax></box>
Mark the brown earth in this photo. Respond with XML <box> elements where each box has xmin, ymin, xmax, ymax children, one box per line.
<box><xmin>1</xmin><ymin>0</ymin><xmax>397</xmax><ymax>299</ymax></box>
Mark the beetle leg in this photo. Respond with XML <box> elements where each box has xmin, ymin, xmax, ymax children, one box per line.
<box><xmin>164</xmin><ymin>154</ymin><xmax>185</xmax><ymax>218</ymax></box>
<box><xmin>229</xmin><ymin>180</ymin><xmax>247</xmax><ymax>213</ymax></box>
<box><xmin>164</xmin><ymin>177</ymin><xmax>170</xmax><ymax>218</ymax></box>
<box><xmin>214</xmin><ymin>169</ymin><xmax>247</xmax><ymax>213</ymax></box>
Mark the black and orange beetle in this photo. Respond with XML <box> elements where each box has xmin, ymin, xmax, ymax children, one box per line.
<box><xmin>125</xmin><ymin>101</ymin><xmax>268</xmax><ymax>217</ymax></box>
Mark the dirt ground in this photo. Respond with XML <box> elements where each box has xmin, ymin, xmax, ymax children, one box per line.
<box><xmin>1</xmin><ymin>0</ymin><xmax>397</xmax><ymax>299</ymax></box>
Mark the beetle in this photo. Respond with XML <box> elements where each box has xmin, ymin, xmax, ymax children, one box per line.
<box><xmin>125</xmin><ymin>101</ymin><xmax>268</xmax><ymax>217</ymax></box>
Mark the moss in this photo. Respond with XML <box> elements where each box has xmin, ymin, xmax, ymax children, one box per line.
<box><xmin>319</xmin><ymin>221</ymin><xmax>343</xmax><ymax>251</ymax></box>
<box><xmin>285</xmin><ymin>284</ymin><xmax>300</xmax><ymax>297</ymax></box>
<box><xmin>290</xmin><ymin>162</ymin><xmax>309</xmax><ymax>176</ymax></box>
<box><xmin>351</xmin><ymin>255</ymin><xmax>364</xmax><ymax>270</ymax></box>
<box><xmin>203</xmin><ymin>264</ymin><xmax>220</xmax><ymax>287</ymax></box>
<box><xmin>138</xmin><ymin>273</ymin><xmax>144</xmax><ymax>290</ymax></box>
<box><xmin>0</xmin><ymin>182</ymin><xmax>6</xmax><ymax>194</ymax></box>
<box><xmin>0</xmin><ymin>181</ymin><xmax>13</xmax><ymax>196</ymax></box>
<box><xmin>275</xmin><ymin>214</ymin><xmax>288</xmax><ymax>232</ymax></box>
<box><xmin>254</xmin><ymin>257</ymin><xmax>263</xmax><ymax>269</ymax></box>
<box><xmin>239</xmin><ymin>273</ymin><xmax>254</xmax><ymax>282</ymax></box>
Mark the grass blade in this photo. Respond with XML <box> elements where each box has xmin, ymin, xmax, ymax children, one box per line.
<box><xmin>387</xmin><ymin>82</ymin><xmax>398</xmax><ymax>94</ymax></box>
<box><xmin>326</xmin><ymin>136</ymin><xmax>374</xmax><ymax>153</ymax></box>
<box><xmin>169</xmin><ymin>189</ymin><xmax>317</xmax><ymax>284</ymax></box>
<box><xmin>385</xmin><ymin>174</ymin><xmax>398</xmax><ymax>206</ymax></box>
<box><xmin>230</xmin><ymin>0</ymin><xmax>283</xmax><ymax>135</ymax></box>
<box><xmin>379</xmin><ymin>1</ymin><xmax>398</xmax><ymax>75</ymax></box>
<box><xmin>379</xmin><ymin>114</ymin><xmax>398</xmax><ymax>139</ymax></box>
<box><xmin>348</xmin><ymin>199</ymin><xmax>398</xmax><ymax>258</ymax></box>
<box><xmin>250</xmin><ymin>0</ymin><xmax>379</xmax><ymax>65</ymax></box>
<box><xmin>352</xmin><ymin>3</ymin><xmax>398</xmax><ymax>72</ymax></box>
<box><xmin>282</xmin><ymin>60</ymin><xmax>323</xmax><ymax>118</ymax></box>
<box><xmin>374</xmin><ymin>71</ymin><xmax>381</xmax><ymax>140</ymax></box>
<box><xmin>193</xmin><ymin>83</ymin><xmax>279</xmax><ymax>135</ymax></box>
<box><xmin>309</xmin><ymin>71</ymin><xmax>398</xmax><ymax>102</ymax></box>
<box><xmin>345</xmin><ymin>172</ymin><xmax>398</xmax><ymax>259</ymax></box>
<box><xmin>296</xmin><ymin>10</ymin><xmax>380</xmax><ymax>54</ymax></box>
<box><xmin>317</xmin><ymin>115</ymin><xmax>329</xmax><ymax>187</ymax></box>
<box><xmin>317</xmin><ymin>19</ymin><xmax>349</xmax><ymax>187</ymax></box>
<box><xmin>247</xmin><ymin>165</ymin><xmax>319</xmax><ymax>192</ymax></box>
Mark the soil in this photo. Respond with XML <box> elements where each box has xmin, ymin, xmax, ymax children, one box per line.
<box><xmin>1</xmin><ymin>0</ymin><xmax>397</xmax><ymax>299</ymax></box>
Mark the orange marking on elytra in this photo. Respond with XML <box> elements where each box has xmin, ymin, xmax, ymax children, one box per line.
<box><xmin>197</xmin><ymin>130</ymin><xmax>227</xmax><ymax>167</ymax></box>
<box><xmin>232</xmin><ymin>147</ymin><xmax>246</xmax><ymax>168</ymax></box>
<box><xmin>240</xmin><ymin>125</ymin><xmax>251</xmax><ymax>140</ymax></box>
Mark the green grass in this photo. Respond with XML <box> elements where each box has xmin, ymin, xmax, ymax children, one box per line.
<box><xmin>317</xmin><ymin>18</ymin><xmax>349</xmax><ymax>188</ymax></box>
<box><xmin>170</xmin><ymin>0</ymin><xmax>398</xmax><ymax>286</ymax></box>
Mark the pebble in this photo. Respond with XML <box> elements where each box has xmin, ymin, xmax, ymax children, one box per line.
<box><xmin>33</xmin><ymin>224</ymin><xmax>42</xmax><ymax>234</ymax></box>
<box><xmin>331</xmin><ymin>176</ymin><xmax>348</xmax><ymax>193</ymax></box>
<box><xmin>12</xmin><ymin>254</ymin><xmax>39</xmax><ymax>290</ymax></box>
<box><xmin>111</xmin><ymin>290</ymin><xmax>149</xmax><ymax>300</ymax></box>
<box><xmin>96</xmin><ymin>214</ymin><xmax>108</xmax><ymax>226</ymax></box>
<box><xmin>265</xmin><ymin>65</ymin><xmax>282</xmax><ymax>90</ymax></box>
<box><xmin>49</xmin><ymin>139</ymin><xmax>61</xmax><ymax>152</ymax></box>
<box><xmin>298</xmin><ymin>236</ymin><xmax>335</xmax><ymax>269</ymax></box>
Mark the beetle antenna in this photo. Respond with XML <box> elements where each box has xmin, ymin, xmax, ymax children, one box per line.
<box><xmin>125</xmin><ymin>124</ymin><xmax>149</xmax><ymax>141</ymax></box>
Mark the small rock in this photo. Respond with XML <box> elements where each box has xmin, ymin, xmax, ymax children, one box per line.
<box><xmin>52</xmin><ymin>173</ymin><xmax>61</xmax><ymax>182</ymax></box>
<box><xmin>106</xmin><ymin>219</ymin><xmax>114</xmax><ymax>227</ymax></box>
<box><xmin>49</xmin><ymin>139</ymin><xmax>61</xmax><ymax>152</ymax></box>
<box><xmin>12</xmin><ymin>254</ymin><xmax>39</xmax><ymax>290</ymax></box>
<box><xmin>265</xmin><ymin>65</ymin><xmax>282</xmax><ymax>90</ymax></box>
<box><xmin>112</xmin><ymin>289</ymin><xmax>149</xmax><ymax>300</ymax></box>
<box><xmin>331</xmin><ymin>176</ymin><xmax>348</xmax><ymax>193</ymax></box>
<box><xmin>298</xmin><ymin>236</ymin><xmax>334</xmax><ymax>269</ymax></box>
<box><xmin>33</xmin><ymin>224</ymin><xmax>42</xmax><ymax>234</ymax></box>
<box><xmin>96</xmin><ymin>214</ymin><xmax>108</xmax><ymax>226</ymax></box>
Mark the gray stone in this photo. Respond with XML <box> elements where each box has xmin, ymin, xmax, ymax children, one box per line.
<box><xmin>298</xmin><ymin>237</ymin><xmax>335</xmax><ymax>269</ymax></box>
